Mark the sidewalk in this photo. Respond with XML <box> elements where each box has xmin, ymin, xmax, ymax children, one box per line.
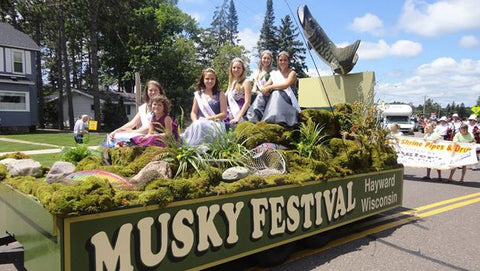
<box><xmin>0</xmin><ymin>137</ymin><xmax>99</xmax><ymax>156</ymax></box>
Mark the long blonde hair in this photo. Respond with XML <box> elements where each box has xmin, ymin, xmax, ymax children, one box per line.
<box><xmin>227</xmin><ymin>57</ymin><xmax>247</xmax><ymax>92</ymax></box>
<box><xmin>258</xmin><ymin>50</ymin><xmax>273</xmax><ymax>72</ymax></box>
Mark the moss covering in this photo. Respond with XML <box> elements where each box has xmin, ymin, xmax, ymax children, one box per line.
<box><xmin>0</xmin><ymin>152</ymin><xmax>30</xmax><ymax>160</ymax></box>
<box><xmin>234</xmin><ymin>121</ymin><xmax>291</xmax><ymax>149</ymax></box>
<box><xmin>298</xmin><ymin>109</ymin><xmax>341</xmax><ymax>138</ymax></box>
<box><xmin>0</xmin><ymin>105</ymin><xmax>402</xmax><ymax>216</ymax></box>
<box><xmin>0</xmin><ymin>164</ymin><xmax>7</xmax><ymax>181</ymax></box>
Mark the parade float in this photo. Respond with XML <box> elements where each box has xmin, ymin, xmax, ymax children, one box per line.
<box><xmin>0</xmin><ymin>5</ymin><xmax>404</xmax><ymax>271</ymax></box>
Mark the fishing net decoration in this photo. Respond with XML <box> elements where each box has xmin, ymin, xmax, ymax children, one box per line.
<box><xmin>247</xmin><ymin>145</ymin><xmax>286</xmax><ymax>176</ymax></box>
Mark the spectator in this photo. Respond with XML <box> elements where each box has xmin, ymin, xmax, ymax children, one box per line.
<box><xmin>434</xmin><ymin>116</ymin><xmax>450</xmax><ymax>140</ymax></box>
<box><xmin>466</xmin><ymin>114</ymin><xmax>479</xmax><ymax>170</ymax></box>
<box><xmin>73</xmin><ymin>115</ymin><xmax>89</xmax><ymax>144</ymax></box>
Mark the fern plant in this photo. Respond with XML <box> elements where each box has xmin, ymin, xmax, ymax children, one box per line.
<box><xmin>205</xmin><ymin>129</ymin><xmax>250</xmax><ymax>168</ymax></box>
<box><xmin>61</xmin><ymin>144</ymin><xmax>93</xmax><ymax>165</ymax></box>
<box><xmin>294</xmin><ymin>117</ymin><xmax>327</xmax><ymax>159</ymax></box>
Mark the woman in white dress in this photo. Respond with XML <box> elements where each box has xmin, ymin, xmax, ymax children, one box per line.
<box><xmin>225</xmin><ymin>57</ymin><xmax>252</xmax><ymax>125</ymax></box>
<box><xmin>109</xmin><ymin>80</ymin><xmax>165</xmax><ymax>143</ymax></box>
<box><xmin>247</xmin><ymin>51</ymin><xmax>300</xmax><ymax>126</ymax></box>
<box><xmin>251</xmin><ymin>50</ymin><xmax>274</xmax><ymax>95</ymax></box>
<box><xmin>182</xmin><ymin>68</ymin><xmax>227</xmax><ymax>146</ymax></box>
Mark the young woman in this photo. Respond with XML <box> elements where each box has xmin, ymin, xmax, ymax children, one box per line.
<box><xmin>109</xmin><ymin>80</ymin><xmax>165</xmax><ymax>143</ymax></box>
<box><xmin>225</xmin><ymin>57</ymin><xmax>251</xmax><ymax>125</ymax></box>
<box><xmin>252</xmin><ymin>50</ymin><xmax>274</xmax><ymax>94</ymax></box>
<box><xmin>182</xmin><ymin>68</ymin><xmax>227</xmax><ymax>146</ymax></box>
<box><xmin>247</xmin><ymin>51</ymin><xmax>300</xmax><ymax>126</ymax></box>
<box><xmin>130</xmin><ymin>95</ymin><xmax>178</xmax><ymax>147</ymax></box>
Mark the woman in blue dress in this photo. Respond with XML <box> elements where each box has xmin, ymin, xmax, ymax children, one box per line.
<box><xmin>247</xmin><ymin>51</ymin><xmax>300</xmax><ymax>126</ymax></box>
<box><xmin>182</xmin><ymin>68</ymin><xmax>227</xmax><ymax>146</ymax></box>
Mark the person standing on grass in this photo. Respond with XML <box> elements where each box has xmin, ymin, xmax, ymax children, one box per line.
<box><xmin>73</xmin><ymin>115</ymin><xmax>89</xmax><ymax>144</ymax></box>
<box><xmin>447</xmin><ymin>123</ymin><xmax>475</xmax><ymax>184</ymax></box>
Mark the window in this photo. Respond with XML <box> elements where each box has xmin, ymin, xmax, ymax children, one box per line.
<box><xmin>125</xmin><ymin>105</ymin><xmax>131</xmax><ymax>115</ymax></box>
<box><xmin>12</xmin><ymin>50</ymin><xmax>24</xmax><ymax>73</ymax></box>
<box><xmin>0</xmin><ymin>91</ymin><xmax>30</xmax><ymax>111</ymax></box>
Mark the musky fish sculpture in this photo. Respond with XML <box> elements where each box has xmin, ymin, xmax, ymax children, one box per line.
<box><xmin>297</xmin><ymin>5</ymin><xmax>360</xmax><ymax>75</ymax></box>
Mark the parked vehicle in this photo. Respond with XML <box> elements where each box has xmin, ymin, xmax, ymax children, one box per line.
<box><xmin>378</xmin><ymin>104</ymin><xmax>415</xmax><ymax>134</ymax></box>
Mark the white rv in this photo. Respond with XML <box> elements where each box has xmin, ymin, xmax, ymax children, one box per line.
<box><xmin>378</xmin><ymin>104</ymin><xmax>415</xmax><ymax>134</ymax></box>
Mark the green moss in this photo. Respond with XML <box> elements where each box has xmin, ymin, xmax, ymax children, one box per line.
<box><xmin>126</xmin><ymin>146</ymin><xmax>170</xmax><ymax>174</ymax></box>
<box><xmin>76</xmin><ymin>155</ymin><xmax>104</xmax><ymax>171</ymax></box>
<box><xmin>211</xmin><ymin>175</ymin><xmax>269</xmax><ymax>195</ymax></box>
<box><xmin>234</xmin><ymin>121</ymin><xmax>291</xmax><ymax>149</ymax></box>
<box><xmin>138</xmin><ymin>188</ymin><xmax>173</xmax><ymax>207</ymax></box>
<box><xmin>0</xmin><ymin>152</ymin><xmax>30</xmax><ymax>160</ymax></box>
<box><xmin>0</xmin><ymin>164</ymin><xmax>7</xmax><ymax>181</ymax></box>
<box><xmin>100</xmin><ymin>165</ymin><xmax>135</xmax><ymax>177</ymax></box>
<box><xmin>109</xmin><ymin>147</ymin><xmax>145</xmax><ymax>167</ymax></box>
<box><xmin>113</xmin><ymin>190</ymin><xmax>142</xmax><ymax>206</ymax></box>
<box><xmin>299</xmin><ymin>109</ymin><xmax>341</xmax><ymax>138</ymax></box>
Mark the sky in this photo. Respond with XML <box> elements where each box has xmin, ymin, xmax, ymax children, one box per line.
<box><xmin>177</xmin><ymin>0</ymin><xmax>480</xmax><ymax>107</ymax></box>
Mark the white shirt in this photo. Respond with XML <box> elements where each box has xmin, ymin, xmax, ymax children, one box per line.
<box><xmin>73</xmin><ymin>119</ymin><xmax>86</xmax><ymax>135</ymax></box>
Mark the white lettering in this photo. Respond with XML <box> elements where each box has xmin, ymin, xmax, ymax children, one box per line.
<box><xmin>137</xmin><ymin>214</ymin><xmax>170</xmax><ymax>267</ymax></box>
<box><xmin>286</xmin><ymin>195</ymin><xmax>300</xmax><ymax>232</ymax></box>
<box><xmin>197</xmin><ymin>205</ymin><xmax>223</xmax><ymax>252</ymax></box>
<box><xmin>269</xmin><ymin>196</ymin><xmax>285</xmax><ymax>236</ymax></box>
<box><xmin>250</xmin><ymin>198</ymin><xmax>268</xmax><ymax>239</ymax></box>
<box><xmin>221</xmin><ymin>202</ymin><xmax>244</xmax><ymax>245</ymax></box>
<box><xmin>171</xmin><ymin>209</ymin><xmax>194</xmax><ymax>258</ymax></box>
<box><xmin>90</xmin><ymin>224</ymin><xmax>133</xmax><ymax>271</ymax></box>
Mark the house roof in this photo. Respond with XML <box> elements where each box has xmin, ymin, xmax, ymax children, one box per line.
<box><xmin>0</xmin><ymin>22</ymin><xmax>40</xmax><ymax>51</ymax></box>
<box><xmin>47</xmin><ymin>88</ymin><xmax>137</xmax><ymax>104</ymax></box>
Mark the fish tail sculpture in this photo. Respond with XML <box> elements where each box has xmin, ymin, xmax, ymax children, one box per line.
<box><xmin>297</xmin><ymin>4</ymin><xmax>360</xmax><ymax>75</ymax></box>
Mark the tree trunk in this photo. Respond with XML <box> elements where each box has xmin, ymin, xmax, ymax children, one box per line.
<box><xmin>89</xmin><ymin>0</ymin><xmax>101</xmax><ymax>124</ymax></box>
<box><xmin>34</xmin><ymin>15</ymin><xmax>45</xmax><ymax>128</ymax></box>
<box><xmin>56</xmin><ymin>25</ymin><xmax>64</xmax><ymax>130</ymax></box>
<box><xmin>59</xmin><ymin>8</ymin><xmax>75</xmax><ymax>129</ymax></box>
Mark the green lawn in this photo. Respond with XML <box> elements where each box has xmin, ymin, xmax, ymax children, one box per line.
<box><xmin>0</xmin><ymin>142</ymin><xmax>54</xmax><ymax>152</ymax></box>
<box><xmin>0</xmin><ymin>133</ymin><xmax>105</xmax><ymax>148</ymax></box>
<box><xmin>29</xmin><ymin>152</ymin><xmax>64</xmax><ymax>168</ymax></box>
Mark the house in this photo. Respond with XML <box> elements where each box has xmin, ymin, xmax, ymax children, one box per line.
<box><xmin>48</xmin><ymin>88</ymin><xmax>138</xmax><ymax>128</ymax></box>
<box><xmin>0</xmin><ymin>22</ymin><xmax>40</xmax><ymax>134</ymax></box>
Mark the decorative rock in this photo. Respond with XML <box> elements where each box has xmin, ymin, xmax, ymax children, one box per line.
<box><xmin>46</xmin><ymin>161</ymin><xmax>76</xmax><ymax>184</ymax></box>
<box><xmin>129</xmin><ymin>161</ymin><xmax>172</xmax><ymax>187</ymax></box>
<box><xmin>0</xmin><ymin>158</ymin><xmax>42</xmax><ymax>177</ymax></box>
<box><xmin>222</xmin><ymin>166</ymin><xmax>251</xmax><ymax>181</ymax></box>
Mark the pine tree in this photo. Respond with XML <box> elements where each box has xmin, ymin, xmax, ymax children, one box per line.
<box><xmin>210</xmin><ymin>0</ymin><xmax>229</xmax><ymax>46</ymax></box>
<box><xmin>257</xmin><ymin>0</ymin><xmax>278</xmax><ymax>57</ymax></box>
<box><xmin>277</xmin><ymin>15</ymin><xmax>308</xmax><ymax>78</ymax></box>
<box><xmin>226</xmin><ymin>0</ymin><xmax>239</xmax><ymax>45</ymax></box>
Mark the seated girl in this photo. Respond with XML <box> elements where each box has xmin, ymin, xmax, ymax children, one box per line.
<box><xmin>108</xmin><ymin>80</ymin><xmax>165</xmax><ymax>145</ymax></box>
<box><xmin>247</xmin><ymin>51</ymin><xmax>300</xmax><ymax>126</ymax></box>
<box><xmin>225</xmin><ymin>57</ymin><xmax>252</xmax><ymax>126</ymax></box>
<box><xmin>131</xmin><ymin>95</ymin><xmax>178</xmax><ymax>147</ymax></box>
<box><xmin>182</xmin><ymin>68</ymin><xmax>227</xmax><ymax>146</ymax></box>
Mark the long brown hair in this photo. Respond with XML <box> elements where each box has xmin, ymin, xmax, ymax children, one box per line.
<box><xmin>142</xmin><ymin>80</ymin><xmax>165</xmax><ymax>104</ymax></box>
<box><xmin>195</xmin><ymin>68</ymin><xmax>221</xmax><ymax>95</ymax></box>
<box><xmin>228</xmin><ymin>57</ymin><xmax>247</xmax><ymax>92</ymax></box>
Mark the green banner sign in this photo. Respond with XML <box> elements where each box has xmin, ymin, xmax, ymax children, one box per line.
<box><xmin>64</xmin><ymin>168</ymin><xmax>403</xmax><ymax>271</ymax></box>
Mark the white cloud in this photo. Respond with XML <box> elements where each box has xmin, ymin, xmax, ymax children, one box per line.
<box><xmin>238</xmin><ymin>28</ymin><xmax>259</xmax><ymax>56</ymax></box>
<box><xmin>397</xmin><ymin>0</ymin><xmax>480</xmax><ymax>36</ymax></box>
<box><xmin>358</xmin><ymin>39</ymin><xmax>422</xmax><ymax>60</ymax></box>
<box><xmin>349</xmin><ymin>13</ymin><xmax>384</xmax><ymax>36</ymax></box>
<box><xmin>459</xmin><ymin>35</ymin><xmax>479</xmax><ymax>48</ymax></box>
<box><xmin>390</xmin><ymin>40</ymin><xmax>423</xmax><ymax>58</ymax></box>
<box><xmin>376</xmin><ymin>57</ymin><xmax>480</xmax><ymax>106</ymax></box>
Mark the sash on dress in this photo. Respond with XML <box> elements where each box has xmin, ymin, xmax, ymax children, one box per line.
<box><xmin>226</xmin><ymin>81</ymin><xmax>241</xmax><ymax>119</ymax></box>
<box><xmin>270</xmin><ymin>70</ymin><xmax>301</xmax><ymax>112</ymax></box>
<box><xmin>194</xmin><ymin>91</ymin><xmax>216</xmax><ymax>118</ymax></box>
